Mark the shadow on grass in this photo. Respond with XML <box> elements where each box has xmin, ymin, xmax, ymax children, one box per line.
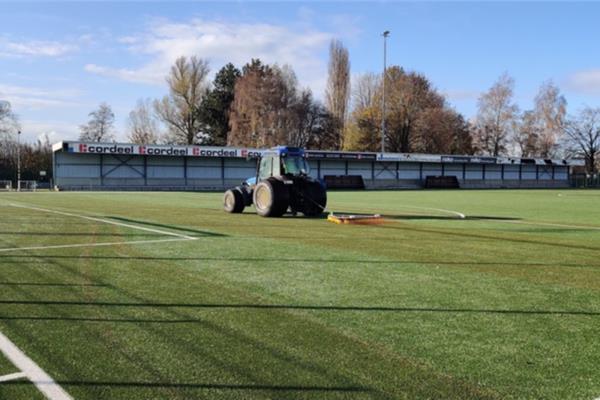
<box><xmin>376</xmin><ymin>224</ymin><xmax>600</xmax><ymax>252</ymax></box>
<box><xmin>0</xmin><ymin>301</ymin><xmax>598</xmax><ymax>316</ymax></box>
<box><xmin>3</xmin><ymin>380</ymin><xmax>370</xmax><ymax>393</ymax></box>
<box><xmin>105</xmin><ymin>216</ymin><xmax>228</xmax><ymax>237</ymax></box>
<box><xmin>0</xmin><ymin>255</ymin><xmax>596</xmax><ymax>269</ymax></box>
<box><xmin>0</xmin><ymin>282</ymin><xmax>108</xmax><ymax>287</ymax></box>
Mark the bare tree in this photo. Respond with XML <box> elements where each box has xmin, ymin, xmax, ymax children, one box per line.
<box><xmin>382</xmin><ymin>67</ymin><xmax>444</xmax><ymax>153</ymax></box>
<box><xmin>532</xmin><ymin>81</ymin><xmax>567</xmax><ymax>157</ymax></box>
<box><xmin>515</xmin><ymin>110</ymin><xmax>540</xmax><ymax>157</ymax></box>
<box><xmin>0</xmin><ymin>100</ymin><xmax>20</xmax><ymax>177</ymax></box>
<box><xmin>352</xmin><ymin>73</ymin><xmax>380</xmax><ymax>111</ymax></box>
<box><xmin>414</xmin><ymin>107</ymin><xmax>473</xmax><ymax>155</ymax></box>
<box><xmin>325</xmin><ymin>39</ymin><xmax>350</xmax><ymax>149</ymax></box>
<box><xmin>0</xmin><ymin>100</ymin><xmax>19</xmax><ymax>139</ymax></box>
<box><xmin>154</xmin><ymin>56</ymin><xmax>210</xmax><ymax>144</ymax></box>
<box><xmin>347</xmin><ymin>67</ymin><xmax>469</xmax><ymax>154</ymax></box>
<box><xmin>563</xmin><ymin>107</ymin><xmax>600</xmax><ymax>174</ymax></box>
<box><xmin>473</xmin><ymin>73</ymin><xmax>519</xmax><ymax>156</ymax></box>
<box><xmin>229</xmin><ymin>60</ymin><xmax>298</xmax><ymax>147</ymax></box>
<box><xmin>514</xmin><ymin>81</ymin><xmax>566</xmax><ymax>158</ymax></box>
<box><xmin>344</xmin><ymin>73</ymin><xmax>380</xmax><ymax>151</ymax></box>
<box><xmin>79</xmin><ymin>103</ymin><xmax>115</xmax><ymax>142</ymax></box>
<box><xmin>127</xmin><ymin>98</ymin><xmax>161</xmax><ymax>144</ymax></box>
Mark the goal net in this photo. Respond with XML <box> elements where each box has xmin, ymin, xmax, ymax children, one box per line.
<box><xmin>18</xmin><ymin>180</ymin><xmax>38</xmax><ymax>191</ymax></box>
<box><xmin>0</xmin><ymin>180</ymin><xmax>12</xmax><ymax>191</ymax></box>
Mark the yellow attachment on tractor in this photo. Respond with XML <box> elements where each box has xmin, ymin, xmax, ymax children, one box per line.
<box><xmin>327</xmin><ymin>213</ymin><xmax>384</xmax><ymax>225</ymax></box>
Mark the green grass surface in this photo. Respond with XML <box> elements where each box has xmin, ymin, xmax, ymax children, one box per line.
<box><xmin>0</xmin><ymin>190</ymin><xmax>599</xmax><ymax>399</ymax></box>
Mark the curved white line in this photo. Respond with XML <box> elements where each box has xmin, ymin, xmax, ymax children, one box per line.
<box><xmin>402</xmin><ymin>205</ymin><xmax>466</xmax><ymax>219</ymax></box>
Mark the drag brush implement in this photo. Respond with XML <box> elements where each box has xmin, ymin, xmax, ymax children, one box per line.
<box><xmin>327</xmin><ymin>213</ymin><xmax>384</xmax><ymax>225</ymax></box>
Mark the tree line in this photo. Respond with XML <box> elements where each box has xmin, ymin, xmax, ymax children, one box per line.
<box><xmin>1</xmin><ymin>39</ymin><xmax>599</xmax><ymax>178</ymax></box>
<box><xmin>0</xmin><ymin>102</ymin><xmax>52</xmax><ymax>184</ymax></box>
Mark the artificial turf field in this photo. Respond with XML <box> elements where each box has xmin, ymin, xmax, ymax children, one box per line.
<box><xmin>0</xmin><ymin>189</ymin><xmax>599</xmax><ymax>400</ymax></box>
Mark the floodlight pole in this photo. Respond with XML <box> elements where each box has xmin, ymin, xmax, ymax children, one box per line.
<box><xmin>381</xmin><ymin>30</ymin><xmax>390</xmax><ymax>155</ymax></box>
<box><xmin>17</xmin><ymin>130</ymin><xmax>21</xmax><ymax>192</ymax></box>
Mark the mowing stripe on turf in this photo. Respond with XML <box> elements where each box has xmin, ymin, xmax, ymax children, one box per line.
<box><xmin>7</xmin><ymin>203</ymin><xmax>196</xmax><ymax>240</ymax></box>
<box><xmin>0</xmin><ymin>237</ymin><xmax>192</xmax><ymax>253</ymax></box>
<box><xmin>0</xmin><ymin>371</ymin><xmax>27</xmax><ymax>382</ymax></box>
<box><xmin>505</xmin><ymin>220</ymin><xmax>600</xmax><ymax>231</ymax></box>
<box><xmin>0</xmin><ymin>331</ymin><xmax>73</xmax><ymax>400</ymax></box>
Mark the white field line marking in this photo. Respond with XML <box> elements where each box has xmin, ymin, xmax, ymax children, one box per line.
<box><xmin>0</xmin><ymin>371</ymin><xmax>27</xmax><ymax>382</ymax></box>
<box><xmin>0</xmin><ymin>237</ymin><xmax>191</xmax><ymax>253</ymax></box>
<box><xmin>0</xmin><ymin>331</ymin><xmax>73</xmax><ymax>400</ymax></box>
<box><xmin>8</xmin><ymin>203</ymin><xmax>196</xmax><ymax>240</ymax></box>
<box><xmin>399</xmin><ymin>205</ymin><xmax>466</xmax><ymax>219</ymax></box>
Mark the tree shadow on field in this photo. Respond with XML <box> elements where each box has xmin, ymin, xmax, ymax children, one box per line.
<box><xmin>2</xmin><ymin>380</ymin><xmax>370</xmax><ymax>393</ymax></box>
<box><xmin>376</xmin><ymin>224</ymin><xmax>600</xmax><ymax>252</ymax></box>
<box><xmin>105</xmin><ymin>216</ymin><xmax>227</xmax><ymax>237</ymax></box>
<box><xmin>0</xmin><ymin>255</ymin><xmax>596</xmax><ymax>270</ymax></box>
<box><xmin>0</xmin><ymin>282</ymin><xmax>108</xmax><ymax>287</ymax></box>
<box><xmin>1</xmin><ymin>300</ymin><xmax>598</xmax><ymax>317</ymax></box>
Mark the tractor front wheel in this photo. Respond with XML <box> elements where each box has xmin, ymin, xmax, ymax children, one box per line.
<box><xmin>253</xmin><ymin>180</ymin><xmax>290</xmax><ymax>217</ymax></box>
<box><xmin>223</xmin><ymin>189</ymin><xmax>245</xmax><ymax>213</ymax></box>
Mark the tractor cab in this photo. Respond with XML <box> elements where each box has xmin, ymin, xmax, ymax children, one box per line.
<box><xmin>256</xmin><ymin>146</ymin><xmax>310</xmax><ymax>181</ymax></box>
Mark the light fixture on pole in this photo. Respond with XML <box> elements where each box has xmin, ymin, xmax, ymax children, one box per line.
<box><xmin>381</xmin><ymin>30</ymin><xmax>390</xmax><ymax>154</ymax></box>
<box><xmin>17</xmin><ymin>130</ymin><xmax>21</xmax><ymax>192</ymax></box>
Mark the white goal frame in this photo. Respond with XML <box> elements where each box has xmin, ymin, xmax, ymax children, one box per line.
<box><xmin>0</xmin><ymin>180</ymin><xmax>12</xmax><ymax>191</ymax></box>
<box><xmin>18</xmin><ymin>180</ymin><xmax>38</xmax><ymax>192</ymax></box>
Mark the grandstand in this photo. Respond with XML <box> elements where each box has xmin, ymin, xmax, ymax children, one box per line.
<box><xmin>52</xmin><ymin>141</ymin><xmax>583</xmax><ymax>191</ymax></box>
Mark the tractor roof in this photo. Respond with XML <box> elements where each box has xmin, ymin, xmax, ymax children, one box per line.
<box><xmin>264</xmin><ymin>146</ymin><xmax>305</xmax><ymax>157</ymax></box>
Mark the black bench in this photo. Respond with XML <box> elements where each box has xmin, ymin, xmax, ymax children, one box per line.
<box><xmin>424</xmin><ymin>176</ymin><xmax>460</xmax><ymax>189</ymax></box>
<box><xmin>323</xmin><ymin>175</ymin><xmax>365</xmax><ymax>189</ymax></box>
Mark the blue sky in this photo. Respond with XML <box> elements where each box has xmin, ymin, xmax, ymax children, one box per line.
<box><xmin>1</xmin><ymin>1</ymin><xmax>600</xmax><ymax>144</ymax></box>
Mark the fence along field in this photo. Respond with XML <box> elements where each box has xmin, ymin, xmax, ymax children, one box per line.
<box><xmin>0</xmin><ymin>190</ymin><xmax>599</xmax><ymax>400</ymax></box>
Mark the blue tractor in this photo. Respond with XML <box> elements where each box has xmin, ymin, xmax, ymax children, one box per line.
<box><xmin>223</xmin><ymin>146</ymin><xmax>327</xmax><ymax>217</ymax></box>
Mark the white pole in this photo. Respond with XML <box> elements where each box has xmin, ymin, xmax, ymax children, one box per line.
<box><xmin>17</xmin><ymin>130</ymin><xmax>21</xmax><ymax>192</ymax></box>
<box><xmin>381</xmin><ymin>31</ymin><xmax>390</xmax><ymax>154</ymax></box>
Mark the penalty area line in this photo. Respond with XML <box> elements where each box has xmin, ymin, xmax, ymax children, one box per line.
<box><xmin>7</xmin><ymin>203</ymin><xmax>196</xmax><ymax>240</ymax></box>
<box><xmin>0</xmin><ymin>237</ymin><xmax>193</xmax><ymax>253</ymax></box>
<box><xmin>0</xmin><ymin>371</ymin><xmax>27</xmax><ymax>382</ymax></box>
<box><xmin>0</xmin><ymin>330</ymin><xmax>73</xmax><ymax>400</ymax></box>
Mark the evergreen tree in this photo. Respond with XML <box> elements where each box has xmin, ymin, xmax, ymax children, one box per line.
<box><xmin>198</xmin><ymin>63</ymin><xmax>241</xmax><ymax>145</ymax></box>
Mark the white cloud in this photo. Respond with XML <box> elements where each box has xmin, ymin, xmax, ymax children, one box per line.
<box><xmin>84</xmin><ymin>63</ymin><xmax>165</xmax><ymax>85</ymax></box>
<box><xmin>19</xmin><ymin>120</ymin><xmax>79</xmax><ymax>143</ymax></box>
<box><xmin>0</xmin><ymin>83</ymin><xmax>82</xmax><ymax>110</ymax></box>
<box><xmin>0</xmin><ymin>39</ymin><xmax>77</xmax><ymax>58</ymax></box>
<box><xmin>85</xmin><ymin>18</ymin><xmax>333</xmax><ymax>95</ymax></box>
<box><xmin>566</xmin><ymin>69</ymin><xmax>600</xmax><ymax>95</ymax></box>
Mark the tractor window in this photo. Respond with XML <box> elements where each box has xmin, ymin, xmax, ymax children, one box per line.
<box><xmin>258</xmin><ymin>156</ymin><xmax>272</xmax><ymax>180</ymax></box>
<box><xmin>283</xmin><ymin>156</ymin><xmax>310</xmax><ymax>176</ymax></box>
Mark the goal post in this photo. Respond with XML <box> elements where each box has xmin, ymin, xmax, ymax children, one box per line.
<box><xmin>0</xmin><ymin>180</ymin><xmax>12</xmax><ymax>191</ymax></box>
<box><xmin>18</xmin><ymin>180</ymin><xmax>38</xmax><ymax>192</ymax></box>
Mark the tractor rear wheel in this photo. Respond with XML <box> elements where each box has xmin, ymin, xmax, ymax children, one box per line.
<box><xmin>223</xmin><ymin>188</ymin><xmax>245</xmax><ymax>213</ymax></box>
<box><xmin>253</xmin><ymin>179</ymin><xmax>290</xmax><ymax>217</ymax></box>
<box><xmin>302</xmin><ymin>181</ymin><xmax>327</xmax><ymax>217</ymax></box>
